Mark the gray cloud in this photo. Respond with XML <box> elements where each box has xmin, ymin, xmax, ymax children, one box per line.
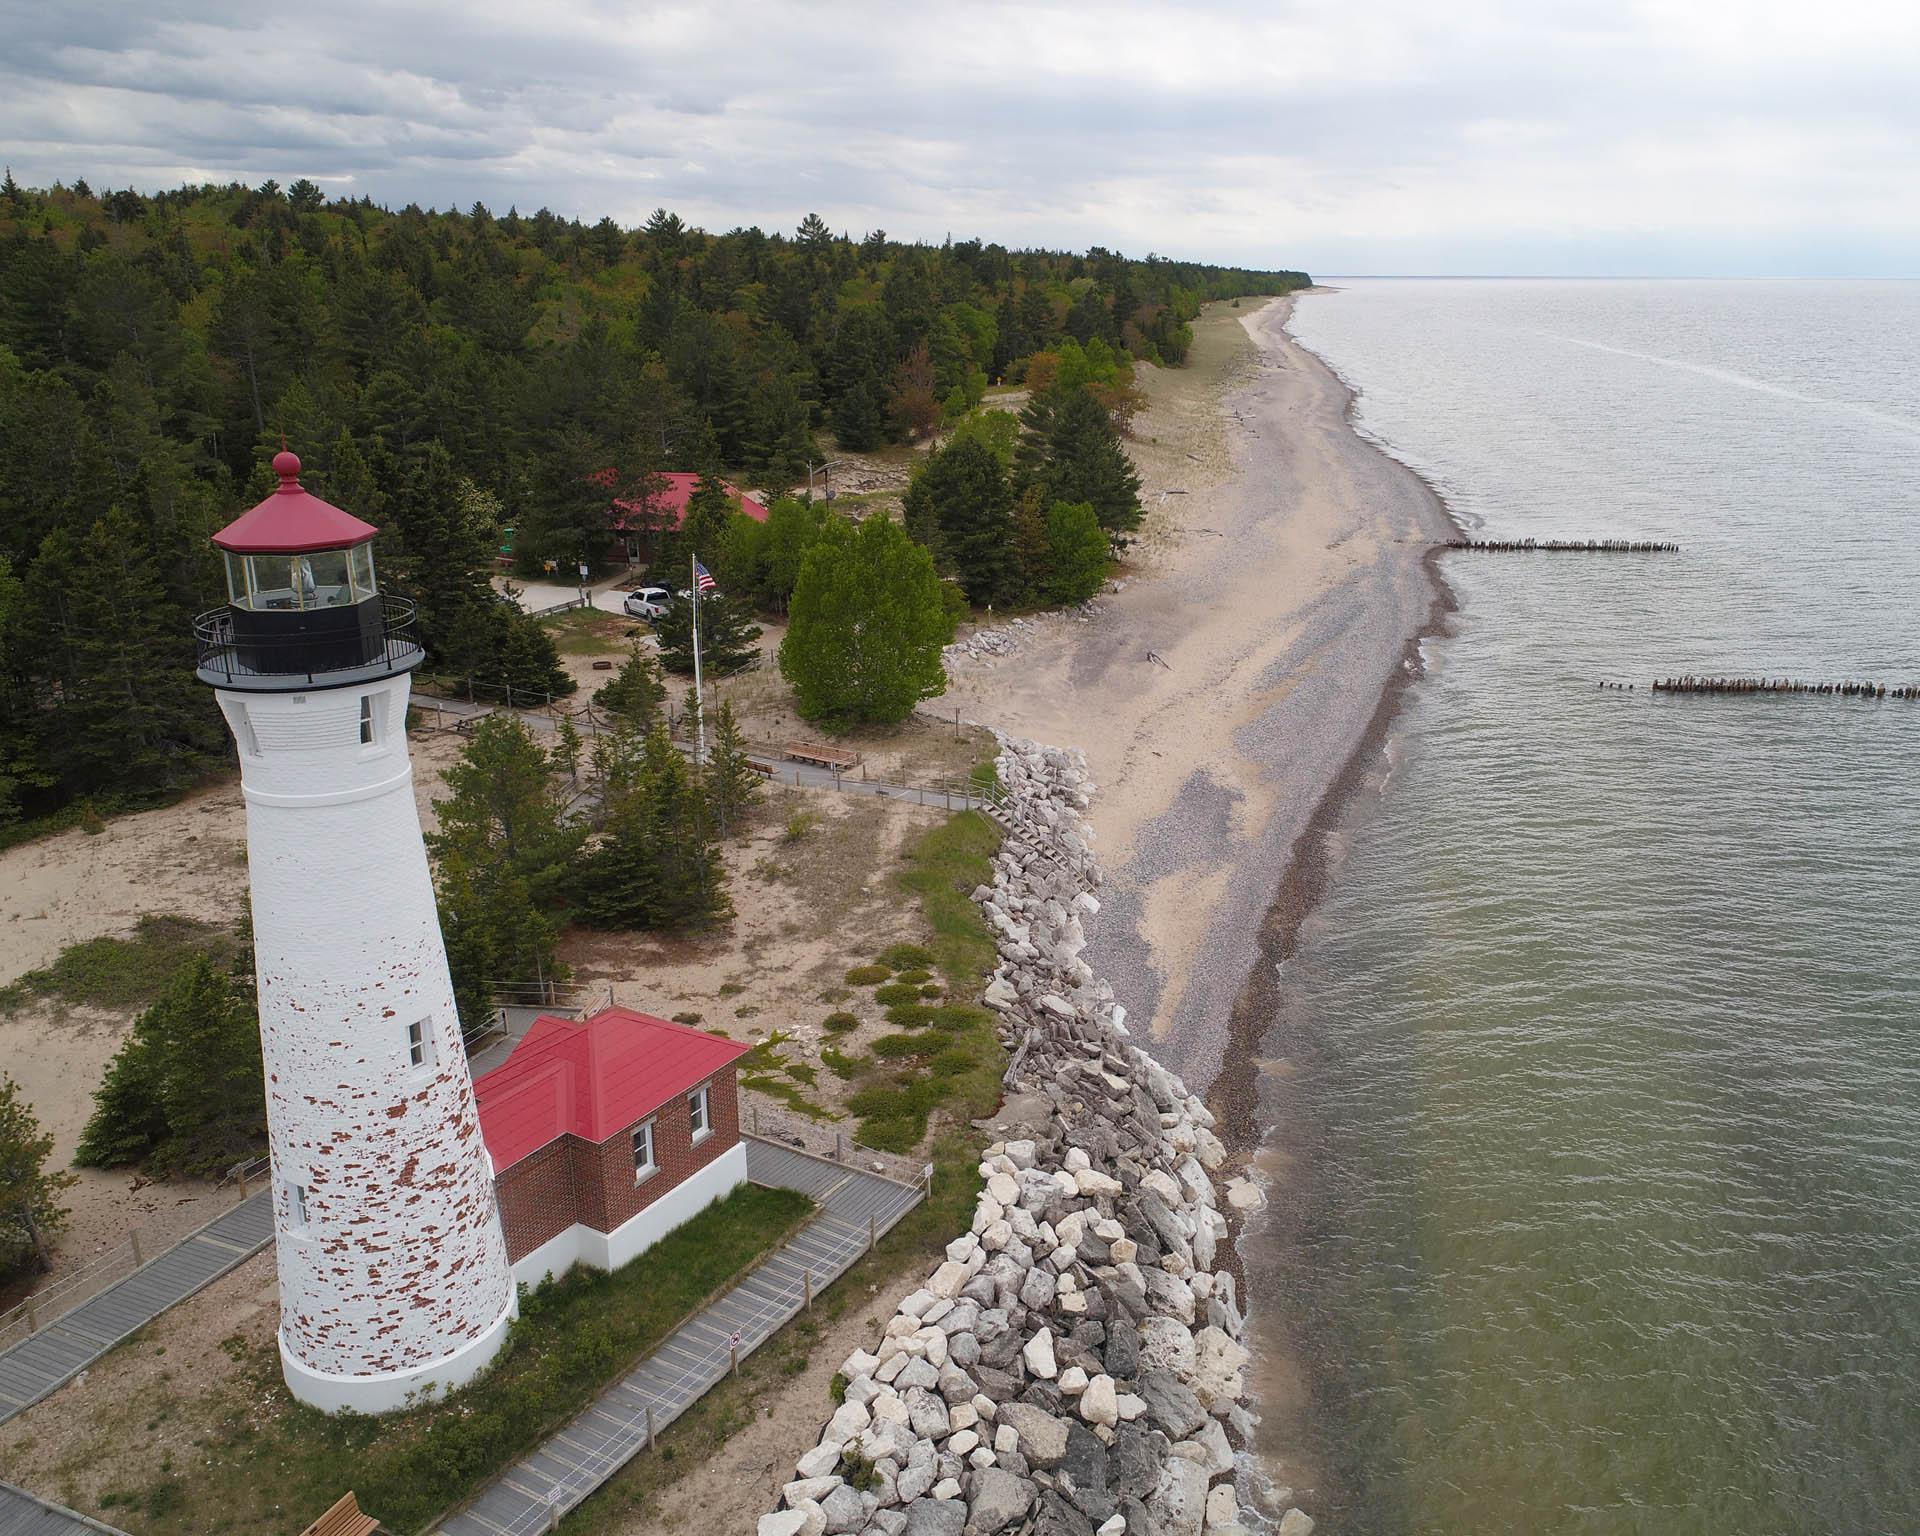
<box><xmin>2</xmin><ymin>0</ymin><xmax>1918</xmax><ymax>273</ymax></box>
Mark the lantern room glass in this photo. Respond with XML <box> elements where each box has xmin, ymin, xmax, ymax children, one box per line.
<box><xmin>224</xmin><ymin>543</ymin><xmax>375</xmax><ymax>611</ymax></box>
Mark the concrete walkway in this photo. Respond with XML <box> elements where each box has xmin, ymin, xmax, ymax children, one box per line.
<box><xmin>0</xmin><ymin>1481</ymin><xmax>132</xmax><ymax>1536</ymax></box>
<box><xmin>435</xmin><ymin>1139</ymin><xmax>923</xmax><ymax>1536</ymax></box>
<box><xmin>0</xmin><ymin>1192</ymin><xmax>274</xmax><ymax>1426</ymax></box>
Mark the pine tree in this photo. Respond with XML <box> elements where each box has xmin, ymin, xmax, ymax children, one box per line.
<box><xmin>703</xmin><ymin>699</ymin><xmax>761</xmax><ymax>835</ymax></box>
<box><xmin>576</xmin><ymin>725</ymin><xmax>731</xmax><ymax>931</ymax></box>
<box><xmin>780</xmin><ymin>514</ymin><xmax>953</xmax><ymax>727</ymax></box>
<box><xmin>594</xmin><ymin>641</ymin><xmax>667</xmax><ymax>730</ymax></box>
<box><xmin>0</xmin><ymin>1074</ymin><xmax>75</xmax><ymax>1278</ymax></box>
<box><xmin>552</xmin><ymin>711</ymin><xmax>584</xmax><ymax>784</ymax></box>
<box><xmin>656</xmin><ymin>591</ymin><xmax>762</xmax><ymax>676</ymax></box>
<box><xmin>903</xmin><ymin>436</ymin><xmax>1018</xmax><ymax>606</ymax></box>
<box><xmin>1044</xmin><ymin>500</ymin><xmax>1110</xmax><ymax>603</ymax></box>
<box><xmin>1037</xmin><ymin>390</ymin><xmax>1142</xmax><ymax>536</ymax></box>
<box><xmin>73</xmin><ymin>953</ymin><xmax>265</xmax><ymax>1177</ymax></box>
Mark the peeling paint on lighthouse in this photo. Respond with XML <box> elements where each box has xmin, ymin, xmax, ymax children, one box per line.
<box><xmin>194</xmin><ymin>450</ymin><xmax>514</xmax><ymax>1414</ymax></box>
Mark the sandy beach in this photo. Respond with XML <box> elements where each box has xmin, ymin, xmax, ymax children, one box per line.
<box><xmin>943</xmin><ymin>293</ymin><xmax>1453</xmax><ymax>1095</ymax></box>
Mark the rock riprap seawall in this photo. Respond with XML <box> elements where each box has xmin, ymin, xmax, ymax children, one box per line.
<box><xmin>759</xmin><ymin>739</ymin><xmax>1313</xmax><ymax>1536</ymax></box>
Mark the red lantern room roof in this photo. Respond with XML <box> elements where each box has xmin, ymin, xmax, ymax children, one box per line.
<box><xmin>211</xmin><ymin>451</ymin><xmax>380</xmax><ymax>554</ymax></box>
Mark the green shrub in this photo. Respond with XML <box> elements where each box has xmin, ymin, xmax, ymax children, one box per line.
<box><xmin>920</xmin><ymin>984</ymin><xmax>944</xmax><ymax>998</ymax></box>
<box><xmin>884</xmin><ymin>1003</ymin><xmax>936</xmax><ymax>1030</ymax></box>
<box><xmin>878</xmin><ymin>942</ymin><xmax>937</xmax><ymax>972</ymax></box>
<box><xmin>821</xmin><ymin>1049</ymin><xmax>861</xmax><ymax>1080</ymax></box>
<box><xmin>0</xmin><ymin>915</ymin><xmax>234</xmax><ymax>1014</ymax></box>
<box><xmin>872</xmin><ymin>982</ymin><xmax>922</xmax><ymax>1007</ymax></box>
<box><xmin>672</xmin><ymin>1011</ymin><xmax>703</xmax><ymax>1025</ymax></box>
<box><xmin>822</xmin><ymin>1011</ymin><xmax>860</xmax><ymax>1033</ymax></box>
<box><xmin>871</xmin><ymin>1033</ymin><xmax>937</xmax><ymax>1059</ymax></box>
<box><xmin>829</xmin><ymin>1372</ymin><xmax>850</xmax><ymax>1405</ymax></box>
<box><xmin>891</xmin><ymin>969</ymin><xmax>932</xmax><ymax>986</ymax></box>
<box><xmin>844</xmin><ymin>964</ymin><xmax>891</xmax><ymax>987</ymax></box>
<box><xmin>929</xmin><ymin>1047</ymin><xmax>978</xmax><ymax>1077</ymax></box>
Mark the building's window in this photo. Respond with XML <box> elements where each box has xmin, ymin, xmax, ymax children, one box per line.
<box><xmin>407</xmin><ymin>1018</ymin><xmax>435</xmax><ymax>1069</ymax></box>
<box><xmin>286</xmin><ymin>1181</ymin><xmax>310</xmax><ymax>1232</ymax></box>
<box><xmin>689</xmin><ymin>1084</ymin><xmax>711</xmax><ymax>1141</ymax></box>
<box><xmin>633</xmin><ymin>1120</ymin><xmax>656</xmax><ymax>1183</ymax></box>
<box><xmin>359</xmin><ymin>694</ymin><xmax>376</xmax><ymax>745</ymax></box>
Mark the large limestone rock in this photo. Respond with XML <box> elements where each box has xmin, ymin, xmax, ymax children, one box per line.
<box><xmin>967</xmin><ymin>1467</ymin><xmax>1035</xmax><ymax>1534</ymax></box>
<box><xmin>997</xmin><ymin>1402</ymin><xmax>1071</xmax><ymax>1467</ymax></box>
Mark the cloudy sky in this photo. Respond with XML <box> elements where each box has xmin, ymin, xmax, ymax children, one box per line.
<box><xmin>4</xmin><ymin>0</ymin><xmax>1919</xmax><ymax>276</ymax></box>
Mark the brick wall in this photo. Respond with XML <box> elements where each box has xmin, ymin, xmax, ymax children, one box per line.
<box><xmin>591</xmin><ymin>1065</ymin><xmax>742</xmax><ymax>1233</ymax></box>
<box><xmin>492</xmin><ymin>1066</ymin><xmax>742</xmax><ymax>1263</ymax></box>
<box><xmin>492</xmin><ymin>1136</ymin><xmax>577</xmax><ymax>1262</ymax></box>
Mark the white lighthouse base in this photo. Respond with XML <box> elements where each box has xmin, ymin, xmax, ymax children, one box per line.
<box><xmin>279</xmin><ymin>1294</ymin><xmax>516</xmax><ymax>1415</ymax></box>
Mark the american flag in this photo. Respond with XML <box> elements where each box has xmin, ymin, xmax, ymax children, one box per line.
<box><xmin>693</xmin><ymin>558</ymin><xmax>717</xmax><ymax>593</ymax></box>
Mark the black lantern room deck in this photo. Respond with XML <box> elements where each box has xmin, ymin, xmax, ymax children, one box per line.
<box><xmin>195</xmin><ymin>450</ymin><xmax>421</xmax><ymax>689</ymax></box>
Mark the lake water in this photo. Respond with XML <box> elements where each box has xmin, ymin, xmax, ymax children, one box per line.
<box><xmin>1258</xmin><ymin>279</ymin><xmax>1920</xmax><ymax>1535</ymax></box>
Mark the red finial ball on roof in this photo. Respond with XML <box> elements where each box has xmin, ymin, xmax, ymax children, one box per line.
<box><xmin>273</xmin><ymin>449</ymin><xmax>302</xmax><ymax>485</ymax></box>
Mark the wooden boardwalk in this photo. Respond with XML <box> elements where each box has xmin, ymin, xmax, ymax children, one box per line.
<box><xmin>0</xmin><ymin>1192</ymin><xmax>274</xmax><ymax>1426</ymax></box>
<box><xmin>435</xmin><ymin>1139</ymin><xmax>923</xmax><ymax>1536</ymax></box>
<box><xmin>0</xmin><ymin>1482</ymin><xmax>133</xmax><ymax>1536</ymax></box>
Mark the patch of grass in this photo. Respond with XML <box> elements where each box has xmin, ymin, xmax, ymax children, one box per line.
<box><xmin>740</xmin><ymin>1032</ymin><xmax>838</xmax><ymax>1121</ymax></box>
<box><xmin>892</xmin><ymin>968</ymin><xmax>932</xmax><ymax>985</ymax></box>
<box><xmin>920</xmin><ymin>983</ymin><xmax>944</xmax><ymax>998</ymax></box>
<box><xmin>118</xmin><ymin>1184</ymin><xmax>811</xmax><ymax>1536</ymax></box>
<box><xmin>716</xmin><ymin>981</ymin><xmax>746</xmax><ymax>997</ymax></box>
<box><xmin>817</xmin><ymin>986</ymin><xmax>851</xmax><ymax>1004</ymax></box>
<box><xmin>0</xmin><ymin>915</ymin><xmax>234</xmax><ymax>1014</ymax></box>
<box><xmin>671</xmin><ymin>1011</ymin><xmax>703</xmax><ymax>1025</ymax></box>
<box><xmin>821</xmin><ymin>1011</ymin><xmax>860</xmax><ymax>1033</ymax></box>
<box><xmin>877</xmin><ymin>942</ymin><xmax>936</xmax><ymax>972</ymax></box>
<box><xmin>539</xmin><ymin>607</ymin><xmax>630</xmax><ymax>657</ymax></box>
<box><xmin>883</xmin><ymin>1003</ymin><xmax>936</xmax><ymax>1030</ymax></box>
<box><xmin>844</xmin><ymin>963</ymin><xmax>891</xmax><ymax>987</ymax></box>
<box><xmin>783</xmin><ymin>809</ymin><xmax>821</xmax><ymax>844</ymax></box>
<box><xmin>872</xmin><ymin>982</ymin><xmax>923</xmax><ymax>1007</ymax></box>
<box><xmin>821</xmin><ymin>1048</ymin><xmax>861</xmax><ymax>1080</ymax></box>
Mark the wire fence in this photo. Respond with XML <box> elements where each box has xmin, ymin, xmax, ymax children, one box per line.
<box><xmin>0</xmin><ymin>1153</ymin><xmax>271</xmax><ymax>1352</ymax></box>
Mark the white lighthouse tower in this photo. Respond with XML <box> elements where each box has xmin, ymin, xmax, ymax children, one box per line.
<box><xmin>195</xmin><ymin>450</ymin><xmax>514</xmax><ymax>1413</ymax></box>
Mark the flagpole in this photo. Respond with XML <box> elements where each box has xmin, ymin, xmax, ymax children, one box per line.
<box><xmin>691</xmin><ymin>551</ymin><xmax>706</xmax><ymax>766</ymax></box>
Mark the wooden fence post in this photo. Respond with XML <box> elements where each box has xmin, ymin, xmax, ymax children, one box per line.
<box><xmin>730</xmin><ymin>1335</ymin><xmax>740</xmax><ymax>1376</ymax></box>
<box><xmin>804</xmin><ymin>1271</ymin><xmax>813</xmax><ymax>1312</ymax></box>
<box><xmin>646</xmin><ymin>1402</ymin><xmax>656</xmax><ymax>1450</ymax></box>
<box><xmin>868</xmin><ymin>1213</ymin><xmax>876</xmax><ymax>1253</ymax></box>
<box><xmin>25</xmin><ymin>1296</ymin><xmax>39</xmax><ymax>1334</ymax></box>
<box><xmin>130</xmin><ymin>1231</ymin><xmax>143</xmax><ymax>1269</ymax></box>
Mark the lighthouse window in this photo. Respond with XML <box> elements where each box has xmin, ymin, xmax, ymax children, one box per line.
<box><xmin>359</xmin><ymin>695</ymin><xmax>376</xmax><ymax>745</ymax></box>
<box><xmin>286</xmin><ymin>1181</ymin><xmax>310</xmax><ymax>1232</ymax></box>
<box><xmin>632</xmin><ymin>1120</ymin><xmax>656</xmax><ymax>1183</ymax></box>
<box><xmin>407</xmin><ymin>1018</ymin><xmax>435</xmax><ymax>1069</ymax></box>
<box><xmin>688</xmin><ymin>1085</ymin><xmax>711</xmax><ymax>1141</ymax></box>
<box><xmin>350</xmin><ymin>542</ymin><xmax>377</xmax><ymax>600</ymax></box>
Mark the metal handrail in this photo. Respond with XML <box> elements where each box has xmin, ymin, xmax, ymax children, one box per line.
<box><xmin>193</xmin><ymin>594</ymin><xmax>421</xmax><ymax>683</ymax></box>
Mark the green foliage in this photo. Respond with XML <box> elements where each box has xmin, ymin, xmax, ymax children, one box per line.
<box><xmin>0</xmin><ymin>914</ymin><xmax>232</xmax><ymax>1014</ymax></box>
<box><xmin>781</xmin><ymin>515</ymin><xmax>953</xmax><ymax>728</ymax></box>
<box><xmin>575</xmin><ymin>725</ymin><xmax>732</xmax><ymax>932</ymax></box>
<box><xmin>718</xmin><ymin>496</ymin><xmax>833</xmax><ymax>614</ymax></box>
<box><xmin>0</xmin><ymin>1073</ymin><xmax>75</xmax><ymax>1279</ymax></box>
<box><xmin>593</xmin><ymin>641</ymin><xmax>667</xmax><ymax>731</ymax></box>
<box><xmin>822</xmin><ymin>1011</ymin><xmax>860</xmax><ymax>1033</ymax></box>
<box><xmin>829</xmin><ymin>1371</ymin><xmax>850</xmax><ymax>1405</ymax></box>
<box><xmin>702</xmin><ymin>699</ymin><xmax>762</xmax><ymax>834</ymax></box>
<box><xmin>903</xmin><ymin>436</ymin><xmax>1019</xmax><ymax>606</ymax></box>
<box><xmin>844</xmin><ymin>964</ymin><xmax>891</xmax><ymax>986</ymax></box>
<box><xmin>1043</xmin><ymin>499</ymin><xmax>1110</xmax><ymax>603</ymax></box>
<box><xmin>427</xmin><ymin>714</ymin><xmax>581</xmax><ymax>1027</ymax></box>
<box><xmin>74</xmin><ymin>951</ymin><xmax>265</xmax><ymax>1177</ymax></box>
<box><xmin>878</xmin><ymin>942</ymin><xmax>937</xmax><ymax>971</ymax></box>
<box><xmin>870</xmin><ymin>1033</ymin><xmax>937</xmax><ymax>1059</ymax></box>
<box><xmin>942</xmin><ymin>409</ymin><xmax>1021</xmax><ymax>468</ymax></box>
<box><xmin>872</xmin><ymin>982</ymin><xmax>924</xmax><ymax>1007</ymax></box>
<box><xmin>656</xmin><ymin>592</ymin><xmax>762</xmax><ymax>676</ymax></box>
<box><xmin>1021</xmin><ymin>388</ymin><xmax>1143</xmax><ymax>538</ymax></box>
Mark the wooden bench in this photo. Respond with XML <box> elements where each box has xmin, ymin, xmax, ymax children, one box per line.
<box><xmin>783</xmin><ymin>739</ymin><xmax>862</xmax><ymax>770</ymax></box>
<box><xmin>300</xmin><ymin>1492</ymin><xmax>380</xmax><ymax>1536</ymax></box>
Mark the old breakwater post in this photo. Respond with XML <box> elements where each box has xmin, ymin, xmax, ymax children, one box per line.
<box><xmin>1444</xmin><ymin>537</ymin><xmax>1681</xmax><ymax>553</ymax></box>
<box><xmin>1649</xmin><ymin>676</ymin><xmax>1919</xmax><ymax>699</ymax></box>
<box><xmin>761</xmin><ymin>737</ymin><xmax>1311</xmax><ymax>1536</ymax></box>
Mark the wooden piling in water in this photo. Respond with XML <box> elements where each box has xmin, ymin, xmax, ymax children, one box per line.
<box><xmin>1446</xmin><ymin>537</ymin><xmax>1681</xmax><ymax>553</ymax></box>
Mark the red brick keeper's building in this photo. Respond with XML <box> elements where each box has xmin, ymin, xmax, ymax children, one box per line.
<box><xmin>473</xmin><ymin>1008</ymin><xmax>753</xmax><ymax>1284</ymax></box>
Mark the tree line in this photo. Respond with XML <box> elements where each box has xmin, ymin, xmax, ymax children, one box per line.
<box><xmin>0</xmin><ymin>172</ymin><xmax>1305</xmax><ymax>828</ymax></box>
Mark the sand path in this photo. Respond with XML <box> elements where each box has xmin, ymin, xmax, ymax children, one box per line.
<box><xmin>943</xmin><ymin>294</ymin><xmax>1450</xmax><ymax>1090</ymax></box>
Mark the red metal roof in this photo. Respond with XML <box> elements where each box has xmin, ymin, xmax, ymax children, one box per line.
<box><xmin>212</xmin><ymin>451</ymin><xmax>380</xmax><ymax>554</ymax></box>
<box><xmin>604</xmin><ymin>472</ymin><xmax>769</xmax><ymax>534</ymax></box>
<box><xmin>473</xmin><ymin>1007</ymin><xmax>753</xmax><ymax>1170</ymax></box>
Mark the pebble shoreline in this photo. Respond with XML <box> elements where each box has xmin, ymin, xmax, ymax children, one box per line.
<box><xmin>759</xmin><ymin>736</ymin><xmax>1311</xmax><ymax>1536</ymax></box>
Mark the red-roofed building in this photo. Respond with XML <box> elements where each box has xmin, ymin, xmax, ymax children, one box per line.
<box><xmin>604</xmin><ymin>473</ymin><xmax>769</xmax><ymax>562</ymax></box>
<box><xmin>474</xmin><ymin>1008</ymin><xmax>753</xmax><ymax>1284</ymax></box>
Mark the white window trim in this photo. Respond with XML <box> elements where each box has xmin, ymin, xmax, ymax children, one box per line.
<box><xmin>689</xmin><ymin>1083</ymin><xmax>711</xmax><ymax>1143</ymax></box>
<box><xmin>633</xmin><ymin>1119</ymin><xmax>657</xmax><ymax>1184</ymax></box>
<box><xmin>358</xmin><ymin>694</ymin><xmax>376</xmax><ymax>745</ymax></box>
<box><xmin>285</xmin><ymin>1179</ymin><xmax>310</xmax><ymax>1233</ymax></box>
<box><xmin>407</xmin><ymin>1017</ymin><xmax>436</xmax><ymax>1071</ymax></box>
